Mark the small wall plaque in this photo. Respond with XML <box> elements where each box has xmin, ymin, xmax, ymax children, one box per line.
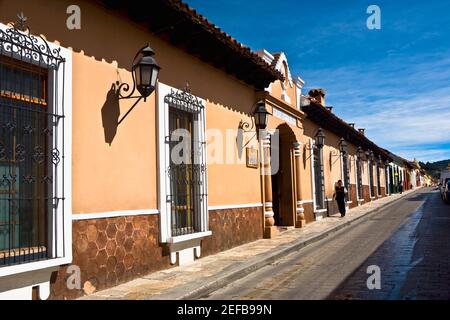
<box><xmin>246</xmin><ymin>147</ymin><xmax>259</xmax><ymax>168</ymax></box>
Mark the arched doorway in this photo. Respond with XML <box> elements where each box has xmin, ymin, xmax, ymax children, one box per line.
<box><xmin>271</xmin><ymin>123</ymin><xmax>297</xmax><ymax>227</ymax></box>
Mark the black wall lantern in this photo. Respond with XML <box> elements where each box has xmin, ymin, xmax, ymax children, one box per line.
<box><xmin>117</xmin><ymin>44</ymin><xmax>160</xmax><ymax>125</ymax></box>
<box><xmin>314</xmin><ymin>128</ymin><xmax>326</xmax><ymax>149</ymax></box>
<box><xmin>239</xmin><ymin>100</ymin><xmax>271</xmax><ymax>133</ymax></box>
<box><xmin>378</xmin><ymin>155</ymin><xmax>383</xmax><ymax>166</ymax></box>
<box><xmin>254</xmin><ymin>100</ymin><xmax>270</xmax><ymax>131</ymax></box>
<box><xmin>331</xmin><ymin>137</ymin><xmax>347</xmax><ymax>157</ymax></box>
<box><xmin>132</xmin><ymin>45</ymin><xmax>160</xmax><ymax>100</ymax></box>
<box><xmin>357</xmin><ymin>146</ymin><xmax>364</xmax><ymax>158</ymax></box>
<box><xmin>338</xmin><ymin>138</ymin><xmax>348</xmax><ymax>154</ymax></box>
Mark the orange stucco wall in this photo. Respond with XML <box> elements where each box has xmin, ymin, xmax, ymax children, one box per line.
<box><xmin>72</xmin><ymin>53</ymin><xmax>158</xmax><ymax>213</ymax></box>
<box><xmin>269</xmin><ymin>62</ymin><xmax>298</xmax><ymax>110</ymax></box>
<box><xmin>0</xmin><ymin>0</ymin><xmax>262</xmax><ymax>215</ymax></box>
<box><xmin>0</xmin><ymin>0</ymin><xmax>391</xmax><ymax>219</ymax></box>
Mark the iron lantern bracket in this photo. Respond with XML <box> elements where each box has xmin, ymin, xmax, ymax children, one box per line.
<box><xmin>117</xmin><ymin>95</ymin><xmax>144</xmax><ymax>126</ymax></box>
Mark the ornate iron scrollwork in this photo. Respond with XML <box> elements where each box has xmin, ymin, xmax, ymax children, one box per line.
<box><xmin>51</xmin><ymin>148</ymin><xmax>61</xmax><ymax>165</ymax></box>
<box><xmin>164</xmin><ymin>83</ymin><xmax>204</xmax><ymax>113</ymax></box>
<box><xmin>0</xmin><ymin>175</ymin><xmax>8</xmax><ymax>188</ymax></box>
<box><xmin>32</xmin><ymin>146</ymin><xmax>45</xmax><ymax>164</ymax></box>
<box><xmin>0</xmin><ymin>12</ymin><xmax>65</xmax><ymax>68</ymax></box>
<box><xmin>1</xmin><ymin>174</ymin><xmax>17</xmax><ymax>187</ymax></box>
<box><xmin>3</xmin><ymin>122</ymin><xmax>16</xmax><ymax>132</ymax></box>
<box><xmin>42</xmin><ymin>126</ymin><xmax>53</xmax><ymax>136</ymax></box>
<box><xmin>22</xmin><ymin>175</ymin><xmax>36</xmax><ymax>184</ymax></box>
<box><xmin>41</xmin><ymin>176</ymin><xmax>53</xmax><ymax>184</ymax></box>
<box><xmin>0</xmin><ymin>142</ymin><xmax>5</xmax><ymax>160</ymax></box>
<box><xmin>0</xmin><ymin>13</ymin><xmax>67</xmax><ymax>266</ymax></box>
<box><xmin>23</xmin><ymin>125</ymin><xmax>35</xmax><ymax>135</ymax></box>
<box><xmin>15</xmin><ymin>144</ymin><xmax>26</xmax><ymax>162</ymax></box>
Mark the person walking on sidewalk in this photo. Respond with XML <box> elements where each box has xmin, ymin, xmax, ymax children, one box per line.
<box><xmin>398</xmin><ymin>181</ymin><xmax>403</xmax><ymax>194</ymax></box>
<box><xmin>333</xmin><ymin>180</ymin><xmax>347</xmax><ymax>217</ymax></box>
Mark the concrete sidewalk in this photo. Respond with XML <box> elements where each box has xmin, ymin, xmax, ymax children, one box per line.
<box><xmin>80</xmin><ymin>189</ymin><xmax>419</xmax><ymax>300</ymax></box>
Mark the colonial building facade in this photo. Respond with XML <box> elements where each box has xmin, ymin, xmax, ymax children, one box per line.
<box><xmin>0</xmin><ymin>0</ymin><xmax>423</xmax><ymax>300</ymax></box>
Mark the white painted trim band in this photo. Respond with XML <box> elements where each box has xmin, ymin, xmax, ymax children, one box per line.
<box><xmin>208</xmin><ymin>203</ymin><xmax>263</xmax><ymax>211</ymax></box>
<box><xmin>72</xmin><ymin>209</ymin><xmax>159</xmax><ymax>220</ymax></box>
<box><xmin>0</xmin><ymin>257</ymin><xmax>71</xmax><ymax>278</ymax></box>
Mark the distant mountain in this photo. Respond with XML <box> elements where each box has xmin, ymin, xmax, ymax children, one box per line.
<box><xmin>419</xmin><ymin>159</ymin><xmax>450</xmax><ymax>179</ymax></box>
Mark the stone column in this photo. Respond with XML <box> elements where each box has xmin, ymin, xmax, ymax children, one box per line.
<box><xmin>293</xmin><ymin>142</ymin><xmax>306</xmax><ymax>228</ymax></box>
<box><xmin>262</xmin><ymin>131</ymin><xmax>276</xmax><ymax>239</ymax></box>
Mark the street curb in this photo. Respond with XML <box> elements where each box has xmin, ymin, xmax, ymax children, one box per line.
<box><xmin>153</xmin><ymin>189</ymin><xmax>422</xmax><ymax>300</ymax></box>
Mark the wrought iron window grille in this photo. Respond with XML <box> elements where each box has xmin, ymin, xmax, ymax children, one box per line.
<box><xmin>163</xmin><ymin>84</ymin><xmax>207</xmax><ymax>237</ymax></box>
<box><xmin>0</xmin><ymin>13</ymin><xmax>66</xmax><ymax>267</ymax></box>
<box><xmin>313</xmin><ymin>146</ymin><xmax>325</xmax><ymax>210</ymax></box>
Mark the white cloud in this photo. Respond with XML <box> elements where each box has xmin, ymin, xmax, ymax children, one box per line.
<box><xmin>299</xmin><ymin>51</ymin><xmax>450</xmax><ymax>162</ymax></box>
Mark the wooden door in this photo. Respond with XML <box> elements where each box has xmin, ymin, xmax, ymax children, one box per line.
<box><xmin>277</xmin><ymin>136</ymin><xmax>295</xmax><ymax>226</ymax></box>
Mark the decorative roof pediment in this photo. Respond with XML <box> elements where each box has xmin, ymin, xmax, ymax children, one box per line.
<box><xmin>271</xmin><ymin>52</ymin><xmax>294</xmax><ymax>88</ymax></box>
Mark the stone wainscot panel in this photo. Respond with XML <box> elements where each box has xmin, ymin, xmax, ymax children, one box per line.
<box><xmin>202</xmin><ymin>206</ymin><xmax>263</xmax><ymax>256</ymax></box>
<box><xmin>303</xmin><ymin>202</ymin><xmax>315</xmax><ymax>223</ymax></box>
<box><xmin>50</xmin><ymin>214</ymin><xmax>171</xmax><ymax>299</ymax></box>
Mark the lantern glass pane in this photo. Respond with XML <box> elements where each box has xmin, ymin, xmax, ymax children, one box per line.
<box><xmin>140</xmin><ymin>65</ymin><xmax>152</xmax><ymax>87</ymax></box>
<box><xmin>263</xmin><ymin>113</ymin><xmax>268</xmax><ymax>127</ymax></box>
<box><xmin>257</xmin><ymin>113</ymin><xmax>265</xmax><ymax>129</ymax></box>
<box><xmin>150</xmin><ymin>67</ymin><xmax>159</xmax><ymax>87</ymax></box>
<box><xmin>133</xmin><ymin>66</ymin><xmax>141</xmax><ymax>87</ymax></box>
<box><xmin>254</xmin><ymin>113</ymin><xmax>261</xmax><ymax>127</ymax></box>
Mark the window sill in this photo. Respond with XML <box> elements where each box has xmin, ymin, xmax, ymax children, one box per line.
<box><xmin>314</xmin><ymin>209</ymin><xmax>327</xmax><ymax>214</ymax></box>
<box><xmin>0</xmin><ymin>256</ymin><xmax>71</xmax><ymax>278</ymax></box>
<box><xmin>166</xmin><ymin>231</ymin><xmax>212</xmax><ymax>266</ymax></box>
<box><xmin>167</xmin><ymin>231</ymin><xmax>212</xmax><ymax>244</ymax></box>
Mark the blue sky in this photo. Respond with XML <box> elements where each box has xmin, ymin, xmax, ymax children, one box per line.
<box><xmin>185</xmin><ymin>0</ymin><xmax>450</xmax><ymax>163</ymax></box>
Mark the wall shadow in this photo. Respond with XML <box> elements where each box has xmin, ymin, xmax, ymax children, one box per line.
<box><xmin>101</xmin><ymin>84</ymin><xmax>120</xmax><ymax>145</ymax></box>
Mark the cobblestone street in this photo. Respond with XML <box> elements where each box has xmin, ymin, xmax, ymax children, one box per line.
<box><xmin>203</xmin><ymin>188</ymin><xmax>450</xmax><ymax>300</ymax></box>
<box><xmin>81</xmin><ymin>188</ymin><xmax>422</xmax><ymax>300</ymax></box>
<box><xmin>330</xmin><ymin>189</ymin><xmax>450</xmax><ymax>299</ymax></box>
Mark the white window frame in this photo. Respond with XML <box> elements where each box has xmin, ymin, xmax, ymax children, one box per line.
<box><xmin>310</xmin><ymin>139</ymin><xmax>326</xmax><ymax>214</ymax></box>
<box><xmin>309</xmin><ymin>139</ymin><xmax>317</xmax><ymax>211</ymax></box>
<box><xmin>156</xmin><ymin>82</ymin><xmax>209</xmax><ymax>245</ymax></box>
<box><xmin>0</xmin><ymin>22</ymin><xmax>72</xmax><ymax>278</ymax></box>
